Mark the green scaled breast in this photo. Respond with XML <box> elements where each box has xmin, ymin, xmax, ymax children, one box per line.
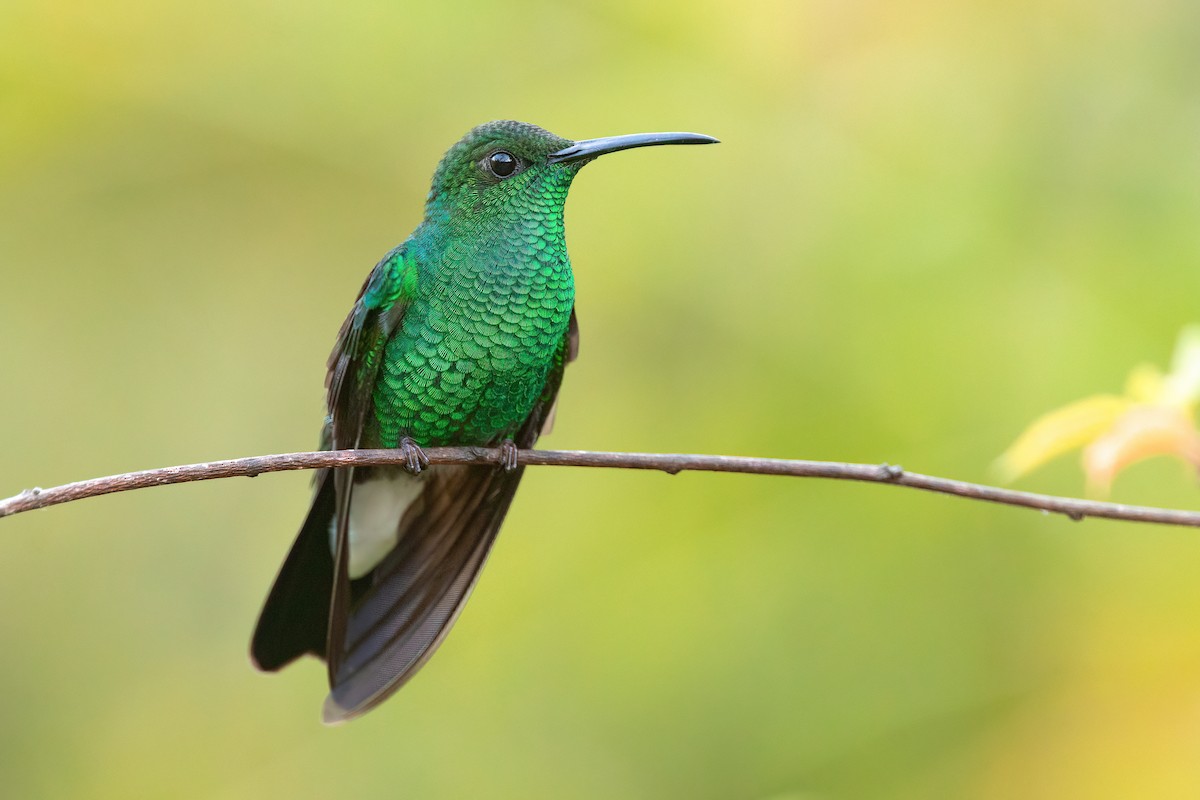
<box><xmin>368</xmin><ymin>166</ymin><xmax>576</xmax><ymax>448</ymax></box>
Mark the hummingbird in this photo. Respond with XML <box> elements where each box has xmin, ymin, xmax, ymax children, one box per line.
<box><xmin>250</xmin><ymin>120</ymin><xmax>718</xmax><ymax>723</ymax></box>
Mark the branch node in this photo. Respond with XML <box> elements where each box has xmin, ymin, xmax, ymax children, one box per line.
<box><xmin>879</xmin><ymin>463</ymin><xmax>905</xmax><ymax>481</ymax></box>
<box><xmin>240</xmin><ymin>457</ymin><xmax>266</xmax><ymax>478</ymax></box>
<box><xmin>465</xmin><ymin>446</ymin><xmax>496</xmax><ymax>466</ymax></box>
<box><xmin>1066</xmin><ymin>510</ymin><xmax>1085</xmax><ymax>522</ymax></box>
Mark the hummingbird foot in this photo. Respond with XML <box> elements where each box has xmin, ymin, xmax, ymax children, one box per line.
<box><xmin>498</xmin><ymin>440</ymin><xmax>520</xmax><ymax>472</ymax></box>
<box><xmin>398</xmin><ymin>437</ymin><xmax>430</xmax><ymax>474</ymax></box>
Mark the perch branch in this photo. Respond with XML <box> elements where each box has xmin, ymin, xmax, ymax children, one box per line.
<box><xmin>1</xmin><ymin>448</ymin><xmax>1199</xmax><ymax>527</ymax></box>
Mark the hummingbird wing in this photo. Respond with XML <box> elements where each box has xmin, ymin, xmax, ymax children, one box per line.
<box><xmin>325</xmin><ymin>249</ymin><xmax>415</xmax><ymax>449</ymax></box>
<box><xmin>323</xmin><ymin>248</ymin><xmax>418</xmax><ymax>686</ymax></box>
<box><xmin>250</xmin><ymin>248</ymin><xmax>415</xmax><ymax>673</ymax></box>
<box><xmin>323</xmin><ymin>308</ymin><xmax>579</xmax><ymax>722</ymax></box>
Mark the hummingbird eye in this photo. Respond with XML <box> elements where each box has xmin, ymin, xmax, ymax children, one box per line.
<box><xmin>483</xmin><ymin>150</ymin><xmax>520</xmax><ymax>179</ymax></box>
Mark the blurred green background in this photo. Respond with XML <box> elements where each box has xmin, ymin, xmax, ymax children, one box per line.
<box><xmin>4</xmin><ymin>0</ymin><xmax>1200</xmax><ymax>797</ymax></box>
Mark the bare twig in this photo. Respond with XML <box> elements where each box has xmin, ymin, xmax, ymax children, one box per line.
<box><xmin>1</xmin><ymin>447</ymin><xmax>1198</xmax><ymax>527</ymax></box>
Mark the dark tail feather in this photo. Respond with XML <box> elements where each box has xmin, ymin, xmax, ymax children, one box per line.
<box><xmin>251</xmin><ymin>472</ymin><xmax>336</xmax><ymax>671</ymax></box>
<box><xmin>322</xmin><ymin>464</ymin><xmax>524</xmax><ymax>723</ymax></box>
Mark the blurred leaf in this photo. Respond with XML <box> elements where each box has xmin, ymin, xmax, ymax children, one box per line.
<box><xmin>999</xmin><ymin>326</ymin><xmax>1200</xmax><ymax>491</ymax></box>
<box><xmin>1124</xmin><ymin>364</ymin><xmax>1166</xmax><ymax>404</ymax></box>
<box><xmin>1083</xmin><ymin>404</ymin><xmax>1200</xmax><ymax>494</ymax></box>
<box><xmin>994</xmin><ymin>394</ymin><xmax>1130</xmax><ymax>483</ymax></box>
<box><xmin>1162</xmin><ymin>325</ymin><xmax>1200</xmax><ymax>407</ymax></box>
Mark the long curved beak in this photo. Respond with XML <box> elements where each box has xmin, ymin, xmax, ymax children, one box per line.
<box><xmin>547</xmin><ymin>131</ymin><xmax>719</xmax><ymax>165</ymax></box>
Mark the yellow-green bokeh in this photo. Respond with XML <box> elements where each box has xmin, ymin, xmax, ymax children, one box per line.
<box><xmin>4</xmin><ymin>1</ymin><xmax>1200</xmax><ymax>797</ymax></box>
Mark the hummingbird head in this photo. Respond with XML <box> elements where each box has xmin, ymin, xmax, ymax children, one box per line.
<box><xmin>422</xmin><ymin>120</ymin><xmax>718</xmax><ymax>228</ymax></box>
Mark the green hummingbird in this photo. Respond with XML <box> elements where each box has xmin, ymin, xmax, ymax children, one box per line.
<box><xmin>250</xmin><ymin>120</ymin><xmax>717</xmax><ymax>723</ymax></box>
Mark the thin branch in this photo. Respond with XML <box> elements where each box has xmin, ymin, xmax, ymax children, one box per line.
<box><xmin>1</xmin><ymin>447</ymin><xmax>1199</xmax><ymax>527</ymax></box>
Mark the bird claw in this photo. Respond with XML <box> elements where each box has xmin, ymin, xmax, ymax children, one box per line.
<box><xmin>399</xmin><ymin>437</ymin><xmax>429</xmax><ymax>474</ymax></box>
<box><xmin>498</xmin><ymin>440</ymin><xmax>519</xmax><ymax>473</ymax></box>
